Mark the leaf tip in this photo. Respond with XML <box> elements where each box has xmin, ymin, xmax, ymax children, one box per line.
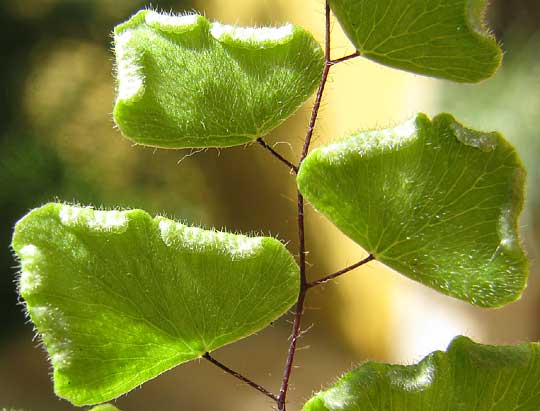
<box><xmin>464</xmin><ymin>0</ymin><xmax>504</xmax><ymax>81</ymax></box>
<box><xmin>113</xmin><ymin>9</ymin><xmax>149</xmax><ymax>36</ymax></box>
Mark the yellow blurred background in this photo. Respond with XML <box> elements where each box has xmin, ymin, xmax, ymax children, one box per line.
<box><xmin>0</xmin><ymin>0</ymin><xmax>539</xmax><ymax>410</ymax></box>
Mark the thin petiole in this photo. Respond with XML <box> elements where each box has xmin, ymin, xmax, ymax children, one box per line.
<box><xmin>330</xmin><ymin>51</ymin><xmax>361</xmax><ymax>65</ymax></box>
<box><xmin>203</xmin><ymin>352</ymin><xmax>279</xmax><ymax>401</ymax></box>
<box><xmin>277</xmin><ymin>3</ymin><xmax>333</xmax><ymax>411</ymax></box>
<box><xmin>307</xmin><ymin>254</ymin><xmax>375</xmax><ymax>289</ymax></box>
<box><xmin>256</xmin><ymin>138</ymin><xmax>299</xmax><ymax>173</ymax></box>
<box><xmin>277</xmin><ymin>193</ymin><xmax>308</xmax><ymax>411</ymax></box>
<box><xmin>299</xmin><ymin>1</ymin><xmax>332</xmax><ymax>163</ymax></box>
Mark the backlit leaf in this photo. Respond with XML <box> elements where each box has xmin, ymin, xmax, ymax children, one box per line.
<box><xmin>12</xmin><ymin>203</ymin><xmax>299</xmax><ymax>405</ymax></box>
<box><xmin>113</xmin><ymin>10</ymin><xmax>324</xmax><ymax>148</ymax></box>
<box><xmin>297</xmin><ymin>113</ymin><xmax>527</xmax><ymax>307</ymax></box>
<box><xmin>304</xmin><ymin>336</ymin><xmax>540</xmax><ymax>411</ymax></box>
<box><xmin>329</xmin><ymin>0</ymin><xmax>502</xmax><ymax>82</ymax></box>
<box><xmin>89</xmin><ymin>405</ymin><xmax>122</xmax><ymax>411</ymax></box>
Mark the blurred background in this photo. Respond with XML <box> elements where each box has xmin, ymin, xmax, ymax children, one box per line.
<box><xmin>0</xmin><ymin>0</ymin><xmax>539</xmax><ymax>410</ymax></box>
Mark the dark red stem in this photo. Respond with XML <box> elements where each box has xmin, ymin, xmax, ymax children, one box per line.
<box><xmin>307</xmin><ymin>255</ymin><xmax>375</xmax><ymax>289</ymax></box>
<box><xmin>203</xmin><ymin>353</ymin><xmax>279</xmax><ymax>401</ymax></box>
<box><xmin>256</xmin><ymin>138</ymin><xmax>298</xmax><ymax>173</ymax></box>
<box><xmin>204</xmin><ymin>3</ymin><xmax>364</xmax><ymax>409</ymax></box>
<box><xmin>277</xmin><ymin>3</ymin><xmax>331</xmax><ymax>411</ymax></box>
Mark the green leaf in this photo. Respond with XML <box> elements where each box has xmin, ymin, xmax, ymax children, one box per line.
<box><xmin>328</xmin><ymin>0</ymin><xmax>502</xmax><ymax>82</ymax></box>
<box><xmin>303</xmin><ymin>336</ymin><xmax>540</xmax><ymax>411</ymax></box>
<box><xmin>89</xmin><ymin>405</ymin><xmax>122</xmax><ymax>411</ymax></box>
<box><xmin>12</xmin><ymin>203</ymin><xmax>299</xmax><ymax>405</ymax></box>
<box><xmin>297</xmin><ymin>113</ymin><xmax>527</xmax><ymax>307</ymax></box>
<box><xmin>112</xmin><ymin>10</ymin><xmax>324</xmax><ymax>148</ymax></box>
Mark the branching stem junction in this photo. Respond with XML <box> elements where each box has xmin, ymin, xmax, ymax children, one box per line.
<box><xmin>206</xmin><ymin>4</ymin><xmax>373</xmax><ymax>410</ymax></box>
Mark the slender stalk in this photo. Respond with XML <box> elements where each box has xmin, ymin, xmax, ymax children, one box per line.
<box><xmin>300</xmin><ymin>2</ymin><xmax>332</xmax><ymax>163</ymax></box>
<box><xmin>277</xmin><ymin>193</ymin><xmax>308</xmax><ymax>411</ymax></box>
<box><xmin>213</xmin><ymin>3</ymin><xmax>365</xmax><ymax>409</ymax></box>
<box><xmin>277</xmin><ymin>3</ymin><xmax>331</xmax><ymax>411</ymax></box>
<box><xmin>330</xmin><ymin>51</ymin><xmax>361</xmax><ymax>65</ymax></box>
<box><xmin>256</xmin><ymin>138</ymin><xmax>298</xmax><ymax>173</ymax></box>
<box><xmin>307</xmin><ymin>254</ymin><xmax>375</xmax><ymax>289</ymax></box>
<box><xmin>203</xmin><ymin>353</ymin><xmax>279</xmax><ymax>401</ymax></box>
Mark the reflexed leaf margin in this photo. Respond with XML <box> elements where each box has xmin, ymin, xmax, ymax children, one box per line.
<box><xmin>113</xmin><ymin>10</ymin><xmax>325</xmax><ymax>148</ymax></box>
<box><xmin>303</xmin><ymin>336</ymin><xmax>540</xmax><ymax>411</ymax></box>
<box><xmin>297</xmin><ymin>113</ymin><xmax>528</xmax><ymax>307</ymax></box>
<box><xmin>328</xmin><ymin>0</ymin><xmax>503</xmax><ymax>82</ymax></box>
<box><xmin>12</xmin><ymin>203</ymin><xmax>300</xmax><ymax>405</ymax></box>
